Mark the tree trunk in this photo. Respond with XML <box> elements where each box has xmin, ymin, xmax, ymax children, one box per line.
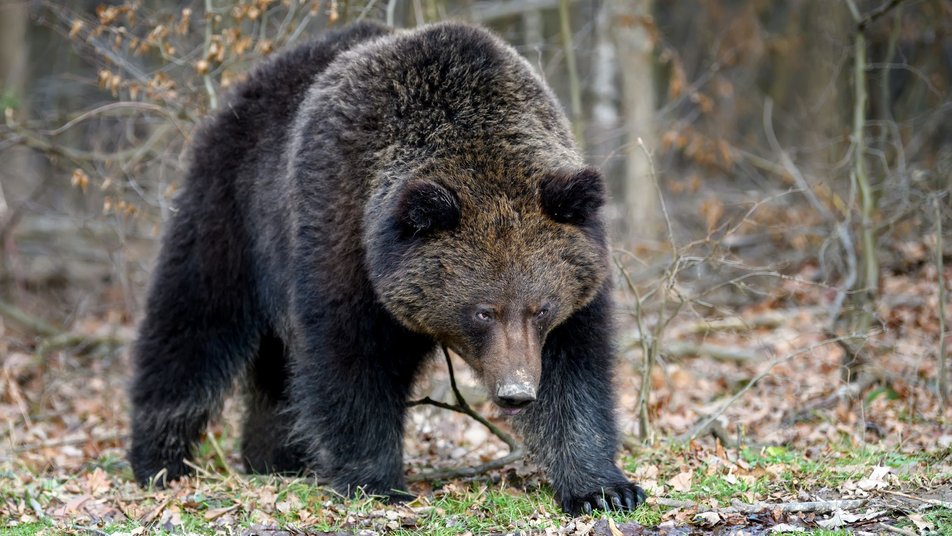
<box><xmin>611</xmin><ymin>0</ymin><xmax>658</xmax><ymax>244</ymax></box>
<box><xmin>590</xmin><ymin>1</ymin><xmax>624</xmax><ymax>238</ymax></box>
<box><xmin>0</xmin><ymin>1</ymin><xmax>32</xmax><ymax>204</ymax></box>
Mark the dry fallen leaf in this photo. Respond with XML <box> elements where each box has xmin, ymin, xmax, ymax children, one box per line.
<box><xmin>84</xmin><ymin>467</ymin><xmax>111</xmax><ymax>496</ymax></box>
<box><xmin>205</xmin><ymin>504</ymin><xmax>239</xmax><ymax>520</ymax></box>
<box><xmin>816</xmin><ymin>508</ymin><xmax>884</xmax><ymax>529</ymax></box>
<box><xmin>573</xmin><ymin>519</ymin><xmax>594</xmax><ymax>535</ymax></box>
<box><xmin>856</xmin><ymin>466</ymin><xmax>891</xmax><ymax>490</ymax></box>
<box><xmin>607</xmin><ymin>517</ymin><xmax>624</xmax><ymax>536</ymax></box>
<box><xmin>816</xmin><ymin>509</ymin><xmax>849</xmax><ymax>529</ymax></box>
<box><xmin>668</xmin><ymin>471</ymin><xmax>693</xmax><ymax>492</ymax></box>
<box><xmin>768</xmin><ymin>523</ymin><xmax>805</xmax><ymax>533</ymax></box>
<box><xmin>908</xmin><ymin>513</ymin><xmax>934</xmax><ymax>531</ymax></box>
<box><xmin>695</xmin><ymin>511</ymin><xmax>721</xmax><ymax>525</ymax></box>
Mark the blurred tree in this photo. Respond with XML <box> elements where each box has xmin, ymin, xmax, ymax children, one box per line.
<box><xmin>1</xmin><ymin>1</ymin><xmax>33</xmax><ymax>285</ymax></box>
<box><xmin>611</xmin><ymin>0</ymin><xmax>658</xmax><ymax>243</ymax></box>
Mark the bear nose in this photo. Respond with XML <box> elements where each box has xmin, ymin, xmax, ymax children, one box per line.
<box><xmin>496</xmin><ymin>383</ymin><xmax>537</xmax><ymax>408</ymax></box>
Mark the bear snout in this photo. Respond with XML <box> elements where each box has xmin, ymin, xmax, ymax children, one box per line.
<box><xmin>495</xmin><ymin>378</ymin><xmax>537</xmax><ymax>415</ymax></box>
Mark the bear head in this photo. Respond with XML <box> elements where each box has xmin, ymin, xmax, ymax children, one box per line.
<box><xmin>365</xmin><ymin>159</ymin><xmax>609</xmax><ymax>415</ymax></box>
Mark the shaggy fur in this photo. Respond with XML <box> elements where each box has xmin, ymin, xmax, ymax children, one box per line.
<box><xmin>129</xmin><ymin>20</ymin><xmax>644</xmax><ymax>514</ymax></box>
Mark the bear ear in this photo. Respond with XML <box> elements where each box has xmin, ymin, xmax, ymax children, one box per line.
<box><xmin>539</xmin><ymin>167</ymin><xmax>606</xmax><ymax>225</ymax></box>
<box><xmin>395</xmin><ymin>180</ymin><xmax>461</xmax><ymax>238</ymax></box>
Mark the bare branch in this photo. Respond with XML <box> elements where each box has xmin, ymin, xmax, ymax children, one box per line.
<box><xmin>857</xmin><ymin>0</ymin><xmax>904</xmax><ymax>31</ymax></box>
<box><xmin>406</xmin><ymin>347</ymin><xmax>525</xmax><ymax>482</ymax></box>
<box><xmin>41</xmin><ymin>101</ymin><xmax>189</xmax><ymax>139</ymax></box>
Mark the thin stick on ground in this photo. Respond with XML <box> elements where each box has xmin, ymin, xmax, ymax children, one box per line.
<box><xmin>878</xmin><ymin>524</ymin><xmax>918</xmax><ymax>536</ymax></box>
<box><xmin>882</xmin><ymin>489</ymin><xmax>952</xmax><ymax>509</ymax></box>
<box><xmin>407</xmin><ymin>346</ymin><xmax>525</xmax><ymax>482</ymax></box>
<box><xmin>13</xmin><ymin>432</ymin><xmax>125</xmax><ymax>453</ymax></box>
<box><xmin>653</xmin><ymin>497</ymin><xmax>868</xmax><ymax>514</ymax></box>
<box><xmin>622</xmin><ymin>338</ymin><xmax>759</xmax><ymax>363</ymax></box>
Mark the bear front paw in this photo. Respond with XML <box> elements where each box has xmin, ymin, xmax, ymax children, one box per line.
<box><xmin>560</xmin><ymin>481</ymin><xmax>646</xmax><ymax>515</ymax></box>
<box><xmin>130</xmin><ymin>440</ymin><xmax>192</xmax><ymax>488</ymax></box>
<box><xmin>131</xmin><ymin>458</ymin><xmax>192</xmax><ymax>488</ymax></box>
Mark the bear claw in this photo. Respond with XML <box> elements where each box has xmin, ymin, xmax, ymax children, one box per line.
<box><xmin>562</xmin><ymin>483</ymin><xmax>646</xmax><ymax>515</ymax></box>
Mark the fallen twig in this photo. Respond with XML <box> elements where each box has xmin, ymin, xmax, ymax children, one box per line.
<box><xmin>652</xmin><ymin>497</ymin><xmax>868</xmax><ymax>514</ymax></box>
<box><xmin>878</xmin><ymin>523</ymin><xmax>918</xmax><ymax>536</ymax></box>
<box><xmin>728</xmin><ymin>498</ymin><xmax>867</xmax><ymax>514</ymax></box>
<box><xmin>881</xmin><ymin>489</ymin><xmax>952</xmax><ymax>509</ymax></box>
<box><xmin>13</xmin><ymin>432</ymin><xmax>124</xmax><ymax>453</ymax></box>
<box><xmin>672</xmin><ymin>310</ymin><xmax>793</xmax><ymax>336</ymax></box>
<box><xmin>675</xmin><ymin>417</ymin><xmax>736</xmax><ymax>447</ymax></box>
<box><xmin>407</xmin><ymin>346</ymin><xmax>525</xmax><ymax>482</ymax></box>
<box><xmin>139</xmin><ymin>496</ymin><xmax>171</xmax><ymax>524</ymax></box>
<box><xmin>660</xmin><ymin>341</ymin><xmax>759</xmax><ymax>362</ymax></box>
<box><xmin>72</xmin><ymin>526</ymin><xmax>108</xmax><ymax>536</ymax></box>
<box><xmin>624</xmin><ymin>335</ymin><xmax>760</xmax><ymax>362</ymax></box>
<box><xmin>206</xmin><ymin>430</ymin><xmax>237</xmax><ymax>479</ymax></box>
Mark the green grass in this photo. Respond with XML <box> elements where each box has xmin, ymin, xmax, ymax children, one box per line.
<box><xmin>413</xmin><ymin>485</ymin><xmax>553</xmax><ymax>533</ymax></box>
<box><xmin>926</xmin><ymin>508</ymin><xmax>952</xmax><ymax>536</ymax></box>
<box><xmin>616</xmin><ymin>442</ymin><xmax>949</xmax><ymax>534</ymax></box>
<box><xmin>101</xmin><ymin>520</ymin><xmax>144</xmax><ymax>534</ymax></box>
<box><xmin>4</xmin><ymin>442</ymin><xmax>947</xmax><ymax>534</ymax></box>
<box><xmin>0</xmin><ymin>93</ymin><xmax>18</xmax><ymax>111</ymax></box>
<box><xmin>0</xmin><ymin>522</ymin><xmax>49</xmax><ymax>536</ymax></box>
<box><xmin>594</xmin><ymin>502</ymin><xmax>663</xmax><ymax>527</ymax></box>
<box><xmin>394</xmin><ymin>482</ymin><xmax>660</xmax><ymax>534</ymax></box>
<box><xmin>82</xmin><ymin>453</ymin><xmax>128</xmax><ymax>476</ymax></box>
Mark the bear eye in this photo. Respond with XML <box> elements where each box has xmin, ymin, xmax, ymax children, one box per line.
<box><xmin>535</xmin><ymin>307</ymin><xmax>549</xmax><ymax>319</ymax></box>
<box><xmin>474</xmin><ymin>309</ymin><xmax>495</xmax><ymax>323</ymax></box>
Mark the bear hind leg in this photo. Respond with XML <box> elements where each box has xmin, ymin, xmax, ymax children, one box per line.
<box><xmin>241</xmin><ymin>333</ymin><xmax>308</xmax><ymax>474</ymax></box>
<box><xmin>129</xmin><ymin>226</ymin><xmax>260</xmax><ymax>486</ymax></box>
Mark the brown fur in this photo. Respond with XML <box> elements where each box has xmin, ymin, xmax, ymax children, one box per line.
<box><xmin>129</xmin><ymin>20</ymin><xmax>643</xmax><ymax>514</ymax></box>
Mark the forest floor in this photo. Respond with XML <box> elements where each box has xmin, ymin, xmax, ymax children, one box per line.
<box><xmin>1</xmin><ymin>257</ymin><xmax>951</xmax><ymax>535</ymax></box>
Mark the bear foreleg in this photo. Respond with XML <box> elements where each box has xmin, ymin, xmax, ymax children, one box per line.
<box><xmin>514</xmin><ymin>287</ymin><xmax>646</xmax><ymax>515</ymax></box>
<box><xmin>289</xmin><ymin>305</ymin><xmax>432</xmax><ymax>501</ymax></box>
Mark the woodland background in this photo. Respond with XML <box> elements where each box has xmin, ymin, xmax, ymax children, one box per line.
<box><xmin>1</xmin><ymin>0</ymin><xmax>951</xmax><ymax>534</ymax></box>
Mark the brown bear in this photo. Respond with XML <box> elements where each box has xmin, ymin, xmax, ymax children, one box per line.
<box><xmin>129</xmin><ymin>20</ymin><xmax>644</xmax><ymax>515</ymax></box>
